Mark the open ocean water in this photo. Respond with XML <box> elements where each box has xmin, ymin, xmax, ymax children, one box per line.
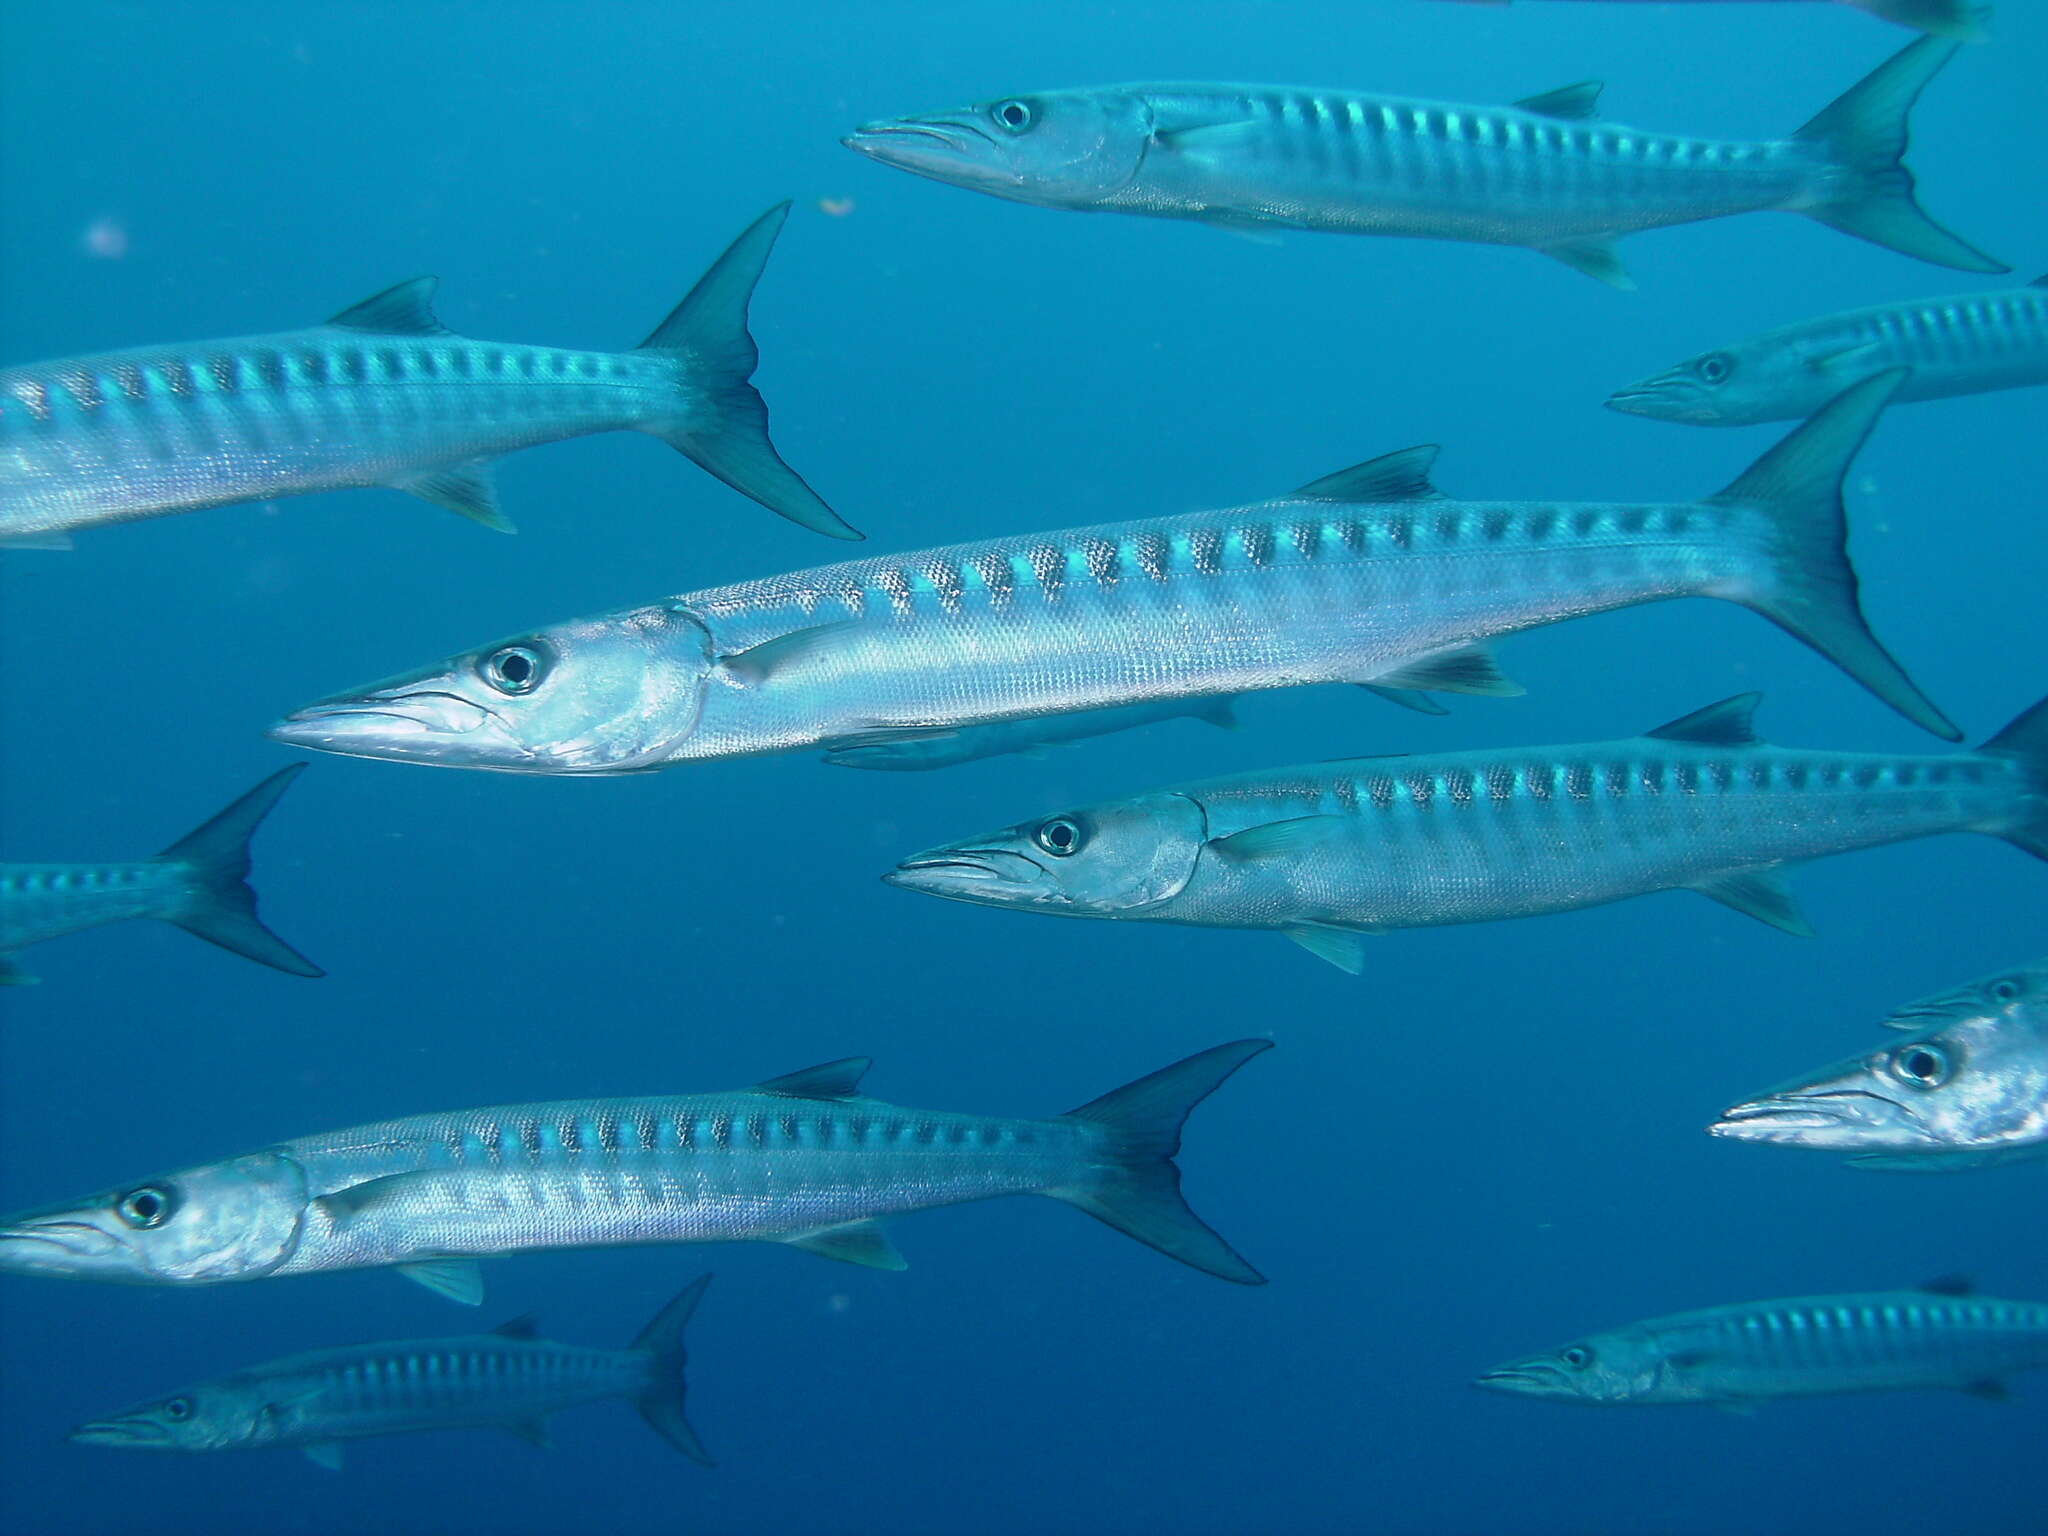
<box><xmin>0</xmin><ymin>3</ymin><xmax>2042</xmax><ymax>1533</ymax></box>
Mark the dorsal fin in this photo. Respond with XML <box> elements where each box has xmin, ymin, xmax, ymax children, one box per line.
<box><xmin>327</xmin><ymin>277</ymin><xmax>452</xmax><ymax>336</ymax></box>
<box><xmin>1514</xmin><ymin>82</ymin><xmax>1603</xmax><ymax>121</ymax></box>
<box><xmin>757</xmin><ymin>1057</ymin><xmax>871</xmax><ymax>1100</ymax></box>
<box><xmin>1921</xmin><ymin>1274</ymin><xmax>1974</xmax><ymax>1297</ymax></box>
<box><xmin>1646</xmin><ymin>694</ymin><xmax>1762</xmax><ymax>746</ymax></box>
<box><xmin>1295</xmin><ymin>446</ymin><xmax>1443</xmax><ymax>503</ymax></box>
<box><xmin>2031</xmin><ymin>273</ymin><xmax>2048</xmax><ymax>288</ymax></box>
<box><xmin>492</xmin><ymin>1314</ymin><xmax>541</xmax><ymax>1339</ymax></box>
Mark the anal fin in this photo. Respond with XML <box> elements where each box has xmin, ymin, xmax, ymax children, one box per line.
<box><xmin>782</xmin><ymin>1218</ymin><xmax>906</xmax><ymax>1271</ymax></box>
<box><xmin>303</xmin><ymin>1441</ymin><xmax>345</xmax><ymax>1470</ymax></box>
<box><xmin>396</xmin><ymin>461</ymin><xmax>513</xmax><ymax>532</ymax></box>
<box><xmin>1358</xmin><ymin>684</ymin><xmax>1451</xmax><ymax>717</ymax></box>
<box><xmin>1690</xmin><ymin>868</ymin><xmax>1814</xmax><ymax>938</ymax></box>
<box><xmin>1284</xmin><ymin>925</ymin><xmax>1372</xmax><ymax>974</ymax></box>
<box><xmin>1370</xmin><ymin>646</ymin><xmax>1523</xmax><ymax>700</ymax></box>
<box><xmin>1541</xmin><ymin>240</ymin><xmax>1635</xmax><ymax>291</ymax></box>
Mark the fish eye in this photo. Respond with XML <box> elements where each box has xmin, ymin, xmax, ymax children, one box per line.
<box><xmin>1989</xmin><ymin>977</ymin><xmax>2025</xmax><ymax>1004</ymax></box>
<box><xmin>1560</xmin><ymin>1345</ymin><xmax>1594</xmax><ymax>1370</ymax></box>
<box><xmin>1032</xmin><ymin>817</ymin><xmax>1086</xmax><ymax>857</ymax></box>
<box><xmin>115</xmin><ymin>1185</ymin><xmax>175</xmax><ymax>1230</ymax></box>
<box><xmin>163</xmin><ymin>1397</ymin><xmax>193</xmax><ymax>1422</ymax></box>
<box><xmin>1695</xmin><ymin>352</ymin><xmax>1734</xmax><ymax>386</ymax></box>
<box><xmin>991</xmin><ymin>98</ymin><xmax>1035</xmax><ymax>133</ymax></box>
<box><xmin>480</xmin><ymin>643</ymin><xmax>545</xmax><ymax>696</ymax></box>
<box><xmin>1889</xmin><ymin>1042</ymin><xmax>1954</xmax><ymax>1089</ymax></box>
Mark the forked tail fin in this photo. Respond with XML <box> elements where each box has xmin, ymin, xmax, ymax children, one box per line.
<box><xmin>1707</xmin><ymin>369</ymin><xmax>1960</xmax><ymax>743</ymax></box>
<box><xmin>1792</xmin><ymin>32</ymin><xmax>2006</xmax><ymax>273</ymax></box>
<box><xmin>1047</xmin><ymin>1039</ymin><xmax>1271</xmax><ymax>1285</ymax></box>
<box><xmin>155</xmin><ymin>765</ymin><xmax>324</xmax><ymax>978</ymax></box>
<box><xmin>1978</xmin><ymin>694</ymin><xmax>2048</xmax><ymax>862</ymax></box>
<box><xmin>630</xmin><ymin>1274</ymin><xmax>714</xmax><ymax>1465</ymax></box>
<box><xmin>637</xmin><ymin>203</ymin><xmax>860</xmax><ymax>541</ymax></box>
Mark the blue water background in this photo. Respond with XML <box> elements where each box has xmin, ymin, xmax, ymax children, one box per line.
<box><xmin>2</xmin><ymin>4</ymin><xmax>2042</xmax><ymax>1532</ymax></box>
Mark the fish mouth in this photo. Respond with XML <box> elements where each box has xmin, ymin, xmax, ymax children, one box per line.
<box><xmin>71</xmin><ymin>1418</ymin><xmax>168</xmax><ymax>1448</ymax></box>
<box><xmin>1709</xmin><ymin>1090</ymin><xmax>1923</xmax><ymax>1145</ymax></box>
<box><xmin>883</xmin><ymin>847</ymin><xmax>1051</xmax><ymax>902</ymax></box>
<box><xmin>268</xmin><ymin>689</ymin><xmax>514</xmax><ymax>765</ymax></box>
<box><xmin>1603</xmin><ymin>372</ymin><xmax>1722</xmax><ymax>424</ymax></box>
<box><xmin>842</xmin><ymin>115</ymin><xmax>1019</xmax><ymax>185</ymax></box>
<box><xmin>1472</xmin><ymin>1367</ymin><xmax>1554</xmax><ymax>1395</ymax></box>
<box><xmin>0</xmin><ymin>1216</ymin><xmax>122</xmax><ymax>1274</ymax></box>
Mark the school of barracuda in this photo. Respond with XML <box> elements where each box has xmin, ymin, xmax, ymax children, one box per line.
<box><xmin>2</xmin><ymin>2</ymin><xmax>2043</xmax><ymax>1490</ymax></box>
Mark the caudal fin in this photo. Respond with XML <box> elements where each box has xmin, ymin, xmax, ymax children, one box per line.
<box><xmin>1792</xmin><ymin>33</ymin><xmax>2007</xmax><ymax>273</ymax></box>
<box><xmin>155</xmin><ymin>766</ymin><xmax>324</xmax><ymax>978</ymax></box>
<box><xmin>1978</xmin><ymin>694</ymin><xmax>2048</xmax><ymax>861</ymax></box>
<box><xmin>637</xmin><ymin>204</ymin><xmax>860</xmax><ymax>541</ymax></box>
<box><xmin>1707</xmin><ymin>369</ymin><xmax>1960</xmax><ymax>743</ymax></box>
<box><xmin>630</xmin><ymin>1274</ymin><xmax>714</xmax><ymax>1465</ymax></box>
<box><xmin>1852</xmin><ymin>0</ymin><xmax>1987</xmax><ymax>41</ymax></box>
<box><xmin>1047</xmin><ymin>1040</ymin><xmax>1271</xmax><ymax>1285</ymax></box>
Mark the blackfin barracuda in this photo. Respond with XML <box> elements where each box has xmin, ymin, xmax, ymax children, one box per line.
<box><xmin>72</xmin><ymin>1277</ymin><xmax>714</xmax><ymax>1469</ymax></box>
<box><xmin>1477</xmin><ymin>1279</ymin><xmax>2048</xmax><ymax>1406</ymax></box>
<box><xmin>270</xmin><ymin>372</ymin><xmax>1955</xmax><ymax>774</ymax></box>
<box><xmin>842</xmin><ymin>34</ymin><xmax>2003</xmax><ymax>288</ymax></box>
<box><xmin>0</xmin><ymin>205</ymin><xmax>854</xmax><ymax>546</ymax></box>
<box><xmin>1428</xmin><ymin>0</ymin><xmax>1985</xmax><ymax>41</ymax></box>
<box><xmin>887</xmin><ymin>692</ymin><xmax>2048</xmax><ymax>974</ymax></box>
<box><xmin>0</xmin><ymin>1042</ymin><xmax>1269</xmax><ymax>1302</ymax></box>
<box><xmin>0</xmin><ymin>766</ymin><xmax>320</xmax><ymax>986</ymax></box>
<box><xmin>823</xmin><ymin>696</ymin><xmax>1242</xmax><ymax>771</ymax></box>
<box><xmin>1713</xmin><ymin>956</ymin><xmax>2048</xmax><ymax>1170</ymax></box>
<box><xmin>1611</xmin><ymin>274</ymin><xmax>2048</xmax><ymax>426</ymax></box>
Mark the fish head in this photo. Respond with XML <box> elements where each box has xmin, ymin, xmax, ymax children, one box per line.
<box><xmin>886</xmin><ymin>790</ymin><xmax>1206</xmax><ymax>916</ymax></box>
<box><xmin>1712</xmin><ymin>960</ymin><xmax>2048</xmax><ymax>1156</ymax></box>
<box><xmin>72</xmin><ymin>1381</ymin><xmax>264</xmax><ymax>1453</ymax></box>
<box><xmin>1473</xmin><ymin>1330</ymin><xmax>1664</xmax><ymax>1405</ymax></box>
<box><xmin>269</xmin><ymin>603</ymin><xmax>715</xmax><ymax>774</ymax></box>
<box><xmin>0</xmin><ymin>1152</ymin><xmax>308</xmax><ymax>1287</ymax></box>
<box><xmin>1605</xmin><ymin>344</ymin><xmax>1781</xmax><ymax>426</ymax></box>
<box><xmin>843</xmin><ymin>89</ymin><xmax>1150</xmax><ymax>207</ymax></box>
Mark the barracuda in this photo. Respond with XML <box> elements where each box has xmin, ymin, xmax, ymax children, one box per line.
<box><xmin>0</xmin><ymin>204</ymin><xmax>853</xmax><ymax>546</ymax></box>
<box><xmin>72</xmin><ymin>1277</ymin><xmax>714</xmax><ymax>1469</ymax></box>
<box><xmin>270</xmin><ymin>372</ymin><xmax>1955</xmax><ymax>774</ymax></box>
<box><xmin>1612</xmin><ymin>274</ymin><xmax>2048</xmax><ymax>426</ymax></box>
<box><xmin>823</xmin><ymin>695</ymin><xmax>1242</xmax><ymax>771</ymax></box>
<box><xmin>1428</xmin><ymin>0</ymin><xmax>1985</xmax><ymax>41</ymax></box>
<box><xmin>0</xmin><ymin>766</ymin><xmax>320</xmax><ymax>986</ymax></box>
<box><xmin>887</xmin><ymin>691</ymin><xmax>2048</xmax><ymax>974</ymax></box>
<box><xmin>1713</xmin><ymin>956</ymin><xmax>2048</xmax><ymax>1169</ymax></box>
<box><xmin>841</xmin><ymin>34</ymin><xmax>2003</xmax><ymax>289</ymax></box>
<box><xmin>1476</xmin><ymin>1279</ymin><xmax>2048</xmax><ymax>1406</ymax></box>
<box><xmin>0</xmin><ymin>1042</ymin><xmax>1269</xmax><ymax>1302</ymax></box>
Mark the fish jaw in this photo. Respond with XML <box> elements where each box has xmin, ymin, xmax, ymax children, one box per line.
<box><xmin>1471</xmin><ymin>1362</ymin><xmax>1579</xmax><ymax>1401</ymax></box>
<box><xmin>883</xmin><ymin>847</ymin><xmax>1067</xmax><ymax>909</ymax></box>
<box><xmin>1710</xmin><ymin>1087</ymin><xmax>1930</xmax><ymax>1149</ymax></box>
<box><xmin>1605</xmin><ymin>367</ymin><xmax>1731</xmax><ymax>425</ymax></box>
<box><xmin>0</xmin><ymin>1209</ymin><xmax>134</xmax><ymax>1281</ymax></box>
<box><xmin>843</xmin><ymin>114</ymin><xmax>1032</xmax><ymax>198</ymax></box>
<box><xmin>70</xmin><ymin>1416</ymin><xmax>175</xmax><ymax>1449</ymax></box>
<box><xmin>269</xmin><ymin>680</ymin><xmax>527</xmax><ymax>770</ymax></box>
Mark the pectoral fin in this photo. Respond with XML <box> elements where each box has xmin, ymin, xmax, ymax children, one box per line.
<box><xmin>719</xmin><ymin>621</ymin><xmax>861</xmax><ymax>686</ymax></box>
<box><xmin>1690</xmin><ymin>869</ymin><xmax>1814</xmax><ymax>938</ymax></box>
<box><xmin>1807</xmin><ymin>342</ymin><xmax>1888</xmax><ymax>378</ymax></box>
<box><xmin>782</xmin><ymin>1218</ymin><xmax>907</xmax><ymax>1271</ymax></box>
<box><xmin>396</xmin><ymin>461</ymin><xmax>512</xmax><ymax>532</ymax></box>
<box><xmin>394</xmin><ymin>1256</ymin><xmax>485</xmax><ymax>1306</ymax></box>
<box><xmin>1209</xmin><ymin>815</ymin><xmax>1348</xmax><ymax>862</ymax></box>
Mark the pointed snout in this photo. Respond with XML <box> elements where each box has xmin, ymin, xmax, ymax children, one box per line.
<box><xmin>0</xmin><ymin>1212</ymin><xmax>123</xmax><ymax>1277</ymax></box>
<box><xmin>71</xmin><ymin>1417</ymin><xmax>167</xmax><ymax>1448</ymax></box>
<box><xmin>883</xmin><ymin>846</ymin><xmax>1048</xmax><ymax>903</ymax></box>
<box><xmin>1709</xmin><ymin>1087</ymin><xmax>1924</xmax><ymax>1148</ymax></box>
<box><xmin>267</xmin><ymin>682</ymin><xmax>509</xmax><ymax>767</ymax></box>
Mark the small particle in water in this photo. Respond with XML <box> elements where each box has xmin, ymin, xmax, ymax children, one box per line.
<box><xmin>817</xmin><ymin>197</ymin><xmax>856</xmax><ymax>218</ymax></box>
<box><xmin>83</xmin><ymin>216</ymin><xmax>129</xmax><ymax>260</ymax></box>
<box><xmin>827</xmin><ymin>1293</ymin><xmax>852</xmax><ymax>1314</ymax></box>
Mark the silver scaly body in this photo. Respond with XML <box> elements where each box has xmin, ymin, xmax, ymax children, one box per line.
<box><xmin>1612</xmin><ymin>275</ymin><xmax>2048</xmax><ymax>426</ymax></box>
<box><xmin>71</xmin><ymin>1277</ymin><xmax>714</xmax><ymax>1467</ymax></box>
<box><xmin>887</xmin><ymin>693</ymin><xmax>2048</xmax><ymax>972</ymax></box>
<box><xmin>0</xmin><ymin>205</ymin><xmax>853</xmax><ymax>544</ymax></box>
<box><xmin>268</xmin><ymin>374</ymin><xmax>1959</xmax><ymax>775</ymax></box>
<box><xmin>0</xmin><ymin>1044</ymin><xmax>1270</xmax><ymax>1298</ymax></box>
<box><xmin>843</xmin><ymin>36</ymin><xmax>2003</xmax><ymax>287</ymax></box>
<box><xmin>1478</xmin><ymin>1285</ymin><xmax>2048</xmax><ymax>1406</ymax></box>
